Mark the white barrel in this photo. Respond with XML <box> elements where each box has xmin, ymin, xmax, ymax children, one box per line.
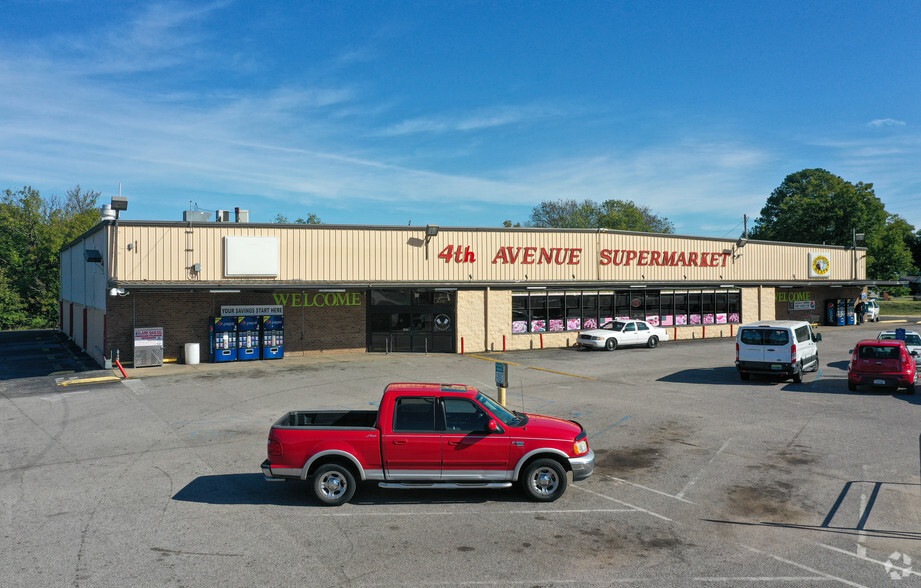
<box><xmin>184</xmin><ymin>343</ymin><xmax>200</xmax><ymax>365</ymax></box>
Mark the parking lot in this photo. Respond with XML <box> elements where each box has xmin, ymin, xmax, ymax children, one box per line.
<box><xmin>2</xmin><ymin>319</ymin><xmax>921</xmax><ymax>586</ymax></box>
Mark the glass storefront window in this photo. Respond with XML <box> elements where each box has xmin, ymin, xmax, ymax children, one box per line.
<box><xmin>510</xmin><ymin>288</ymin><xmax>743</xmax><ymax>333</ymax></box>
<box><xmin>547</xmin><ymin>293</ymin><xmax>564</xmax><ymax>332</ymax></box>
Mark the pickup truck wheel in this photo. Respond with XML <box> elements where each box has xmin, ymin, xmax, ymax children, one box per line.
<box><xmin>605</xmin><ymin>338</ymin><xmax>617</xmax><ymax>351</ymax></box>
<box><xmin>312</xmin><ymin>464</ymin><xmax>356</xmax><ymax>506</ymax></box>
<box><xmin>740</xmin><ymin>372</ymin><xmax>750</xmax><ymax>381</ymax></box>
<box><xmin>521</xmin><ymin>459</ymin><xmax>567</xmax><ymax>502</ymax></box>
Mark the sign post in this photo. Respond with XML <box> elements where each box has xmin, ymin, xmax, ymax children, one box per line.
<box><xmin>495</xmin><ymin>362</ymin><xmax>509</xmax><ymax>406</ymax></box>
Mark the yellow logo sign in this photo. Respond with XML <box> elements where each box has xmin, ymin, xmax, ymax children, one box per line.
<box><xmin>811</xmin><ymin>255</ymin><xmax>830</xmax><ymax>276</ymax></box>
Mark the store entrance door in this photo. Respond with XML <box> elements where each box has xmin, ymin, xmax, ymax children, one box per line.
<box><xmin>368</xmin><ymin>289</ymin><xmax>456</xmax><ymax>353</ymax></box>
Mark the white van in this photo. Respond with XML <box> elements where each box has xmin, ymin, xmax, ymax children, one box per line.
<box><xmin>735</xmin><ymin>320</ymin><xmax>822</xmax><ymax>383</ymax></box>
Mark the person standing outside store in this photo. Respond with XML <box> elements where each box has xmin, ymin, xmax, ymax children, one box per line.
<box><xmin>855</xmin><ymin>299</ymin><xmax>866</xmax><ymax>324</ymax></box>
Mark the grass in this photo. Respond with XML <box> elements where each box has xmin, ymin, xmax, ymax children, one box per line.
<box><xmin>876</xmin><ymin>297</ymin><xmax>921</xmax><ymax>316</ymax></box>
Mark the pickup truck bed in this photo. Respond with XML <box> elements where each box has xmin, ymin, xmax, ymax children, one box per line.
<box><xmin>274</xmin><ymin>410</ymin><xmax>377</xmax><ymax>428</ymax></box>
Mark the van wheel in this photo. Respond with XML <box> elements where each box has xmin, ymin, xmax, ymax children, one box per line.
<box><xmin>312</xmin><ymin>464</ymin><xmax>356</xmax><ymax>506</ymax></box>
<box><xmin>792</xmin><ymin>369</ymin><xmax>803</xmax><ymax>384</ymax></box>
<box><xmin>740</xmin><ymin>372</ymin><xmax>750</xmax><ymax>381</ymax></box>
<box><xmin>647</xmin><ymin>336</ymin><xmax>659</xmax><ymax>349</ymax></box>
<box><xmin>521</xmin><ymin>459</ymin><xmax>567</xmax><ymax>502</ymax></box>
<box><xmin>605</xmin><ymin>338</ymin><xmax>617</xmax><ymax>351</ymax></box>
<box><xmin>812</xmin><ymin>355</ymin><xmax>820</xmax><ymax>372</ymax></box>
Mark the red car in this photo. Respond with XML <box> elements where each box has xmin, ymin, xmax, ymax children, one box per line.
<box><xmin>848</xmin><ymin>339</ymin><xmax>918</xmax><ymax>393</ymax></box>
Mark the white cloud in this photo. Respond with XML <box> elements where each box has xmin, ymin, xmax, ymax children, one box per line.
<box><xmin>867</xmin><ymin>118</ymin><xmax>906</xmax><ymax>128</ymax></box>
<box><xmin>379</xmin><ymin>104</ymin><xmax>566</xmax><ymax>136</ymax></box>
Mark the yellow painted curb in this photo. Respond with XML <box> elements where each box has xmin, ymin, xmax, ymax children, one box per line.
<box><xmin>57</xmin><ymin>376</ymin><xmax>122</xmax><ymax>386</ymax></box>
<box><xmin>466</xmin><ymin>354</ymin><xmax>523</xmax><ymax>367</ymax></box>
<box><xmin>526</xmin><ymin>366</ymin><xmax>597</xmax><ymax>380</ymax></box>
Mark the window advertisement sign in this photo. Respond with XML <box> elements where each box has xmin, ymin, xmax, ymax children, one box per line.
<box><xmin>221</xmin><ymin>305</ymin><xmax>283</xmax><ymax>317</ymax></box>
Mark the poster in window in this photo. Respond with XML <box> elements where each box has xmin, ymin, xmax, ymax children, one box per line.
<box><xmin>645</xmin><ymin>315</ymin><xmax>660</xmax><ymax>327</ymax></box>
<box><xmin>661</xmin><ymin>315</ymin><xmax>673</xmax><ymax>326</ymax></box>
<box><xmin>512</xmin><ymin>321</ymin><xmax>527</xmax><ymax>333</ymax></box>
<box><xmin>716</xmin><ymin>313</ymin><xmax>728</xmax><ymax>324</ymax></box>
<box><xmin>567</xmin><ymin>318</ymin><xmax>581</xmax><ymax>330</ymax></box>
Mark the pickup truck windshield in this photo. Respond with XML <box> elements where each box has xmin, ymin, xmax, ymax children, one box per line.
<box><xmin>475</xmin><ymin>393</ymin><xmax>522</xmax><ymax>426</ymax></box>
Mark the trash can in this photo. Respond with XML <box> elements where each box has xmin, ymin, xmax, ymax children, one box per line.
<box><xmin>184</xmin><ymin>343</ymin><xmax>200</xmax><ymax>365</ymax></box>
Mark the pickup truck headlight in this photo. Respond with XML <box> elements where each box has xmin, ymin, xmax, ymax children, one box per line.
<box><xmin>573</xmin><ymin>440</ymin><xmax>588</xmax><ymax>455</ymax></box>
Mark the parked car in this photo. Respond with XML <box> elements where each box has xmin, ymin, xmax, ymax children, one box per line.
<box><xmin>848</xmin><ymin>339</ymin><xmax>917</xmax><ymax>393</ymax></box>
<box><xmin>735</xmin><ymin>320</ymin><xmax>822</xmax><ymax>383</ymax></box>
<box><xmin>261</xmin><ymin>383</ymin><xmax>595</xmax><ymax>505</ymax></box>
<box><xmin>877</xmin><ymin>330</ymin><xmax>921</xmax><ymax>364</ymax></box>
<box><xmin>576</xmin><ymin>319</ymin><xmax>669</xmax><ymax>350</ymax></box>
<box><xmin>864</xmin><ymin>299</ymin><xmax>880</xmax><ymax>322</ymax></box>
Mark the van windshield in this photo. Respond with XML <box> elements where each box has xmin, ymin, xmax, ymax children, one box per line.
<box><xmin>740</xmin><ymin>329</ymin><xmax>790</xmax><ymax>346</ymax></box>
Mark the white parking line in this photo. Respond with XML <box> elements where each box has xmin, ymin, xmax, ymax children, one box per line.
<box><xmin>676</xmin><ymin>438</ymin><xmax>731</xmax><ymax>500</ymax></box>
<box><xmin>604</xmin><ymin>474</ymin><xmax>695</xmax><ymax>504</ymax></box>
<box><xmin>693</xmin><ymin>577</ymin><xmax>836</xmax><ymax>583</ymax></box>
<box><xmin>309</xmin><ymin>508</ymin><xmax>635</xmax><ymax>517</ymax></box>
<box><xmin>817</xmin><ymin>543</ymin><xmax>921</xmax><ymax>579</ymax></box>
<box><xmin>572</xmin><ymin>485</ymin><xmax>673</xmax><ymax>521</ymax></box>
<box><xmin>743</xmin><ymin>545</ymin><xmax>868</xmax><ymax>588</ymax></box>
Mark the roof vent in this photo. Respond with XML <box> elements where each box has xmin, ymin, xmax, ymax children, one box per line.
<box><xmin>100</xmin><ymin>204</ymin><xmax>116</xmax><ymax>222</ymax></box>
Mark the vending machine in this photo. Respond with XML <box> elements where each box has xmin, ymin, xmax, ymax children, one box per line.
<box><xmin>209</xmin><ymin>316</ymin><xmax>238</xmax><ymax>362</ymax></box>
<box><xmin>261</xmin><ymin>315</ymin><xmax>284</xmax><ymax>359</ymax></box>
<box><xmin>841</xmin><ymin>298</ymin><xmax>856</xmax><ymax>325</ymax></box>
<box><xmin>237</xmin><ymin>316</ymin><xmax>261</xmax><ymax>361</ymax></box>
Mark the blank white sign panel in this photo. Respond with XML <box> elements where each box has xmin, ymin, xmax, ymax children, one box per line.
<box><xmin>224</xmin><ymin>236</ymin><xmax>280</xmax><ymax>277</ymax></box>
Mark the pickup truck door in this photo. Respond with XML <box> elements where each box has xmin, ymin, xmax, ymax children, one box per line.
<box><xmin>440</xmin><ymin>397</ymin><xmax>511</xmax><ymax>480</ymax></box>
<box><xmin>382</xmin><ymin>396</ymin><xmax>442</xmax><ymax>480</ymax></box>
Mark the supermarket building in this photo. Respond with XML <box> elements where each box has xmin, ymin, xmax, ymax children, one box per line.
<box><xmin>60</xmin><ymin>214</ymin><xmax>873</xmax><ymax>368</ymax></box>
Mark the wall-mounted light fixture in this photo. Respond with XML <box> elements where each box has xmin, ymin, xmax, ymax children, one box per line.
<box><xmin>209</xmin><ymin>289</ymin><xmax>241</xmax><ymax>293</ymax></box>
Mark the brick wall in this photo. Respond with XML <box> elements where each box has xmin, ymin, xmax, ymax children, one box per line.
<box><xmin>106</xmin><ymin>290</ymin><xmax>366</xmax><ymax>364</ymax></box>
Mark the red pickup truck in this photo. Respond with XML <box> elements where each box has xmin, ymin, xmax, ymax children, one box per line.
<box><xmin>261</xmin><ymin>383</ymin><xmax>595</xmax><ymax>506</ymax></box>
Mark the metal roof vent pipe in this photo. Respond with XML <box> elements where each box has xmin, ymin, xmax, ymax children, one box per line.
<box><xmin>100</xmin><ymin>204</ymin><xmax>117</xmax><ymax>222</ymax></box>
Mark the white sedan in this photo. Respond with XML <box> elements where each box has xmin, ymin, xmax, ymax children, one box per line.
<box><xmin>577</xmin><ymin>319</ymin><xmax>669</xmax><ymax>351</ymax></box>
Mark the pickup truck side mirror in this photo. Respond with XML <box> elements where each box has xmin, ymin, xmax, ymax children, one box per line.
<box><xmin>487</xmin><ymin>419</ymin><xmax>501</xmax><ymax>433</ymax></box>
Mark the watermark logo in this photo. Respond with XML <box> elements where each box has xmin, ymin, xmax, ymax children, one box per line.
<box><xmin>884</xmin><ymin>551</ymin><xmax>912</xmax><ymax>580</ymax></box>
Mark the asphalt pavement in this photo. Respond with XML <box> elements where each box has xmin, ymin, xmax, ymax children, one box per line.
<box><xmin>2</xmin><ymin>317</ymin><xmax>921</xmax><ymax>587</ymax></box>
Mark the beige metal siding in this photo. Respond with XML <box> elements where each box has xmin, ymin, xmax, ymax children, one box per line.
<box><xmin>112</xmin><ymin>224</ymin><xmax>864</xmax><ymax>284</ymax></box>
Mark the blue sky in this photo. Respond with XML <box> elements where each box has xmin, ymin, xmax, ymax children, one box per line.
<box><xmin>1</xmin><ymin>1</ymin><xmax>919</xmax><ymax>237</ymax></box>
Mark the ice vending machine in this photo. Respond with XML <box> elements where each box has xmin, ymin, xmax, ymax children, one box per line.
<box><xmin>261</xmin><ymin>315</ymin><xmax>284</xmax><ymax>359</ymax></box>
<box><xmin>237</xmin><ymin>316</ymin><xmax>260</xmax><ymax>361</ymax></box>
<box><xmin>209</xmin><ymin>316</ymin><xmax>238</xmax><ymax>362</ymax></box>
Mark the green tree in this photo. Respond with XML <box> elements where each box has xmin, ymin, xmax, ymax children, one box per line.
<box><xmin>274</xmin><ymin>212</ymin><xmax>321</xmax><ymax>224</ymax></box>
<box><xmin>750</xmin><ymin>169</ymin><xmax>886</xmax><ymax>244</ymax></box>
<box><xmin>750</xmin><ymin>169</ymin><xmax>915</xmax><ymax>281</ymax></box>
<box><xmin>526</xmin><ymin>198</ymin><xmax>673</xmax><ymax>233</ymax></box>
<box><xmin>868</xmin><ymin>214</ymin><xmax>918</xmax><ymax>281</ymax></box>
<box><xmin>0</xmin><ymin>186</ymin><xmax>100</xmax><ymax>328</ymax></box>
